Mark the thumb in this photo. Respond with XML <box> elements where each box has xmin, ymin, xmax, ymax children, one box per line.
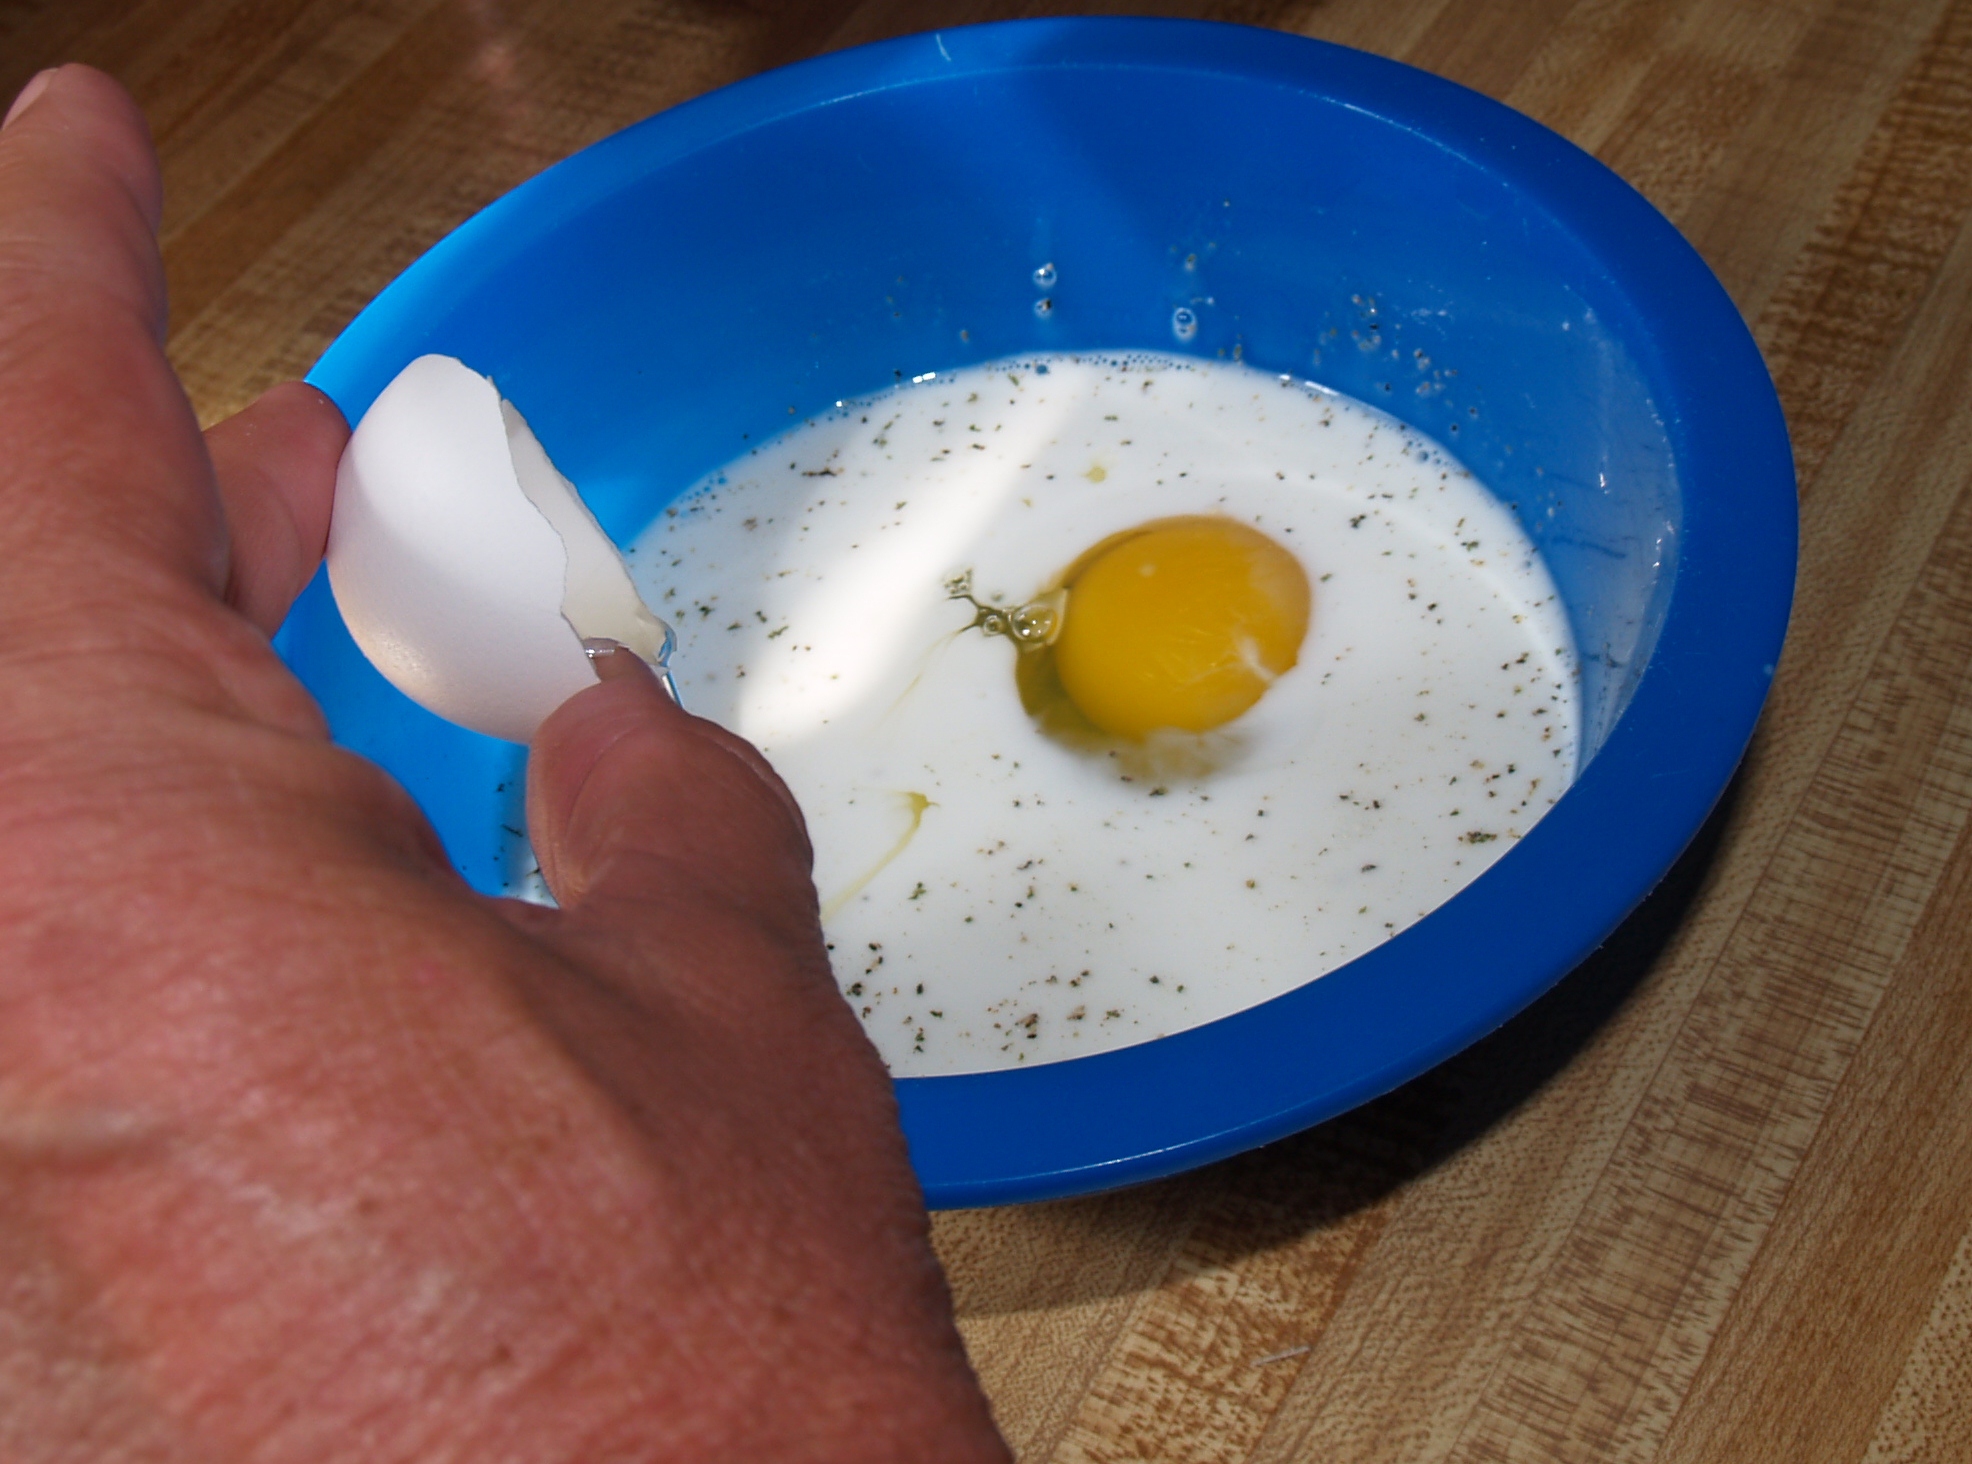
<box><xmin>526</xmin><ymin>647</ymin><xmax>819</xmax><ymax>943</ymax></box>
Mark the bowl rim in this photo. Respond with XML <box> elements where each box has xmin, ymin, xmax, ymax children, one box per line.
<box><xmin>305</xmin><ymin>16</ymin><xmax>1798</xmax><ymax>1209</ymax></box>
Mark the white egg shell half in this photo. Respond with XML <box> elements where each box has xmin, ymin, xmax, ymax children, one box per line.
<box><xmin>326</xmin><ymin>354</ymin><xmax>671</xmax><ymax>744</ymax></box>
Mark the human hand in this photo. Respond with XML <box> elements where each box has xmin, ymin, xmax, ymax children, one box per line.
<box><xmin>0</xmin><ymin>65</ymin><xmax>1005</xmax><ymax>1463</ymax></box>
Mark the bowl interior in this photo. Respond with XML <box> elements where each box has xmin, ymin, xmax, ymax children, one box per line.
<box><xmin>285</xmin><ymin>20</ymin><xmax>1792</xmax><ymax>1205</ymax></box>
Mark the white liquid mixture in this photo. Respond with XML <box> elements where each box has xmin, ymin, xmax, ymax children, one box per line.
<box><xmin>616</xmin><ymin>353</ymin><xmax>1578</xmax><ymax>1076</ymax></box>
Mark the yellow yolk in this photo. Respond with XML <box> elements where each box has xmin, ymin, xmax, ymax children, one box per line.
<box><xmin>1050</xmin><ymin>516</ymin><xmax>1311</xmax><ymax>740</ymax></box>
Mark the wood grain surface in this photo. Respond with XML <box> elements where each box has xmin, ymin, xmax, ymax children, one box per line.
<box><xmin>6</xmin><ymin>2</ymin><xmax>1968</xmax><ymax>1459</ymax></box>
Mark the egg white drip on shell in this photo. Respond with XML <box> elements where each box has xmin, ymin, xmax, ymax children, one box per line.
<box><xmin>602</xmin><ymin>353</ymin><xmax>1578</xmax><ymax>1076</ymax></box>
<box><xmin>327</xmin><ymin>354</ymin><xmax>672</xmax><ymax>744</ymax></box>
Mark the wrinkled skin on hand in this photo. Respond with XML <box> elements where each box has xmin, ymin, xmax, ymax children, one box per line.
<box><xmin>0</xmin><ymin>66</ymin><xmax>1007</xmax><ymax>1463</ymax></box>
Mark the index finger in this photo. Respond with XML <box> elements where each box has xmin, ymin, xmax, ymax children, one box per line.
<box><xmin>0</xmin><ymin>66</ymin><xmax>229</xmax><ymax>641</ymax></box>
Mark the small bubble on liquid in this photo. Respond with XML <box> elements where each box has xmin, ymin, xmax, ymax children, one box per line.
<box><xmin>1034</xmin><ymin>297</ymin><xmax>1054</xmax><ymax>318</ymax></box>
<box><xmin>1033</xmin><ymin>262</ymin><xmax>1057</xmax><ymax>289</ymax></box>
<box><xmin>1171</xmin><ymin>306</ymin><xmax>1198</xmax><ymax>342</ymax></box>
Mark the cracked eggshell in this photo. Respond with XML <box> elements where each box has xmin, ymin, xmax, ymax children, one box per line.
<box><xmin>326</xmin><ymin>354</ymin><xmax>669</xmax><ymax>744</ymax></box>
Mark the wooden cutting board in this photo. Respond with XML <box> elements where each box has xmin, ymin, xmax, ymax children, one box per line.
<box><xmin>7</xmin><ymin>2</ymin><xmax>1967</xmax><ymax>1457</ymax></box>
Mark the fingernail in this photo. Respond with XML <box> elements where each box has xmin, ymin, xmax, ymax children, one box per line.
<box><xmin>3</xmin><ymin>69</ymin><xmax>57</xmax><ymax>132</ymax></box>
<box><xmin>582</xmin><ymin>637</ymin><xmax>683</xmax><ymax>704</ymax></box>
<box><xmin>583</xmin><ymin>637</ymin><xmax>644</xmax><ymax>680</ymax></box>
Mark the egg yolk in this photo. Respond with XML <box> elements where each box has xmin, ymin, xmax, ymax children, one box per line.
<box><xmin>1050</xmin><ymin>516</ymin><xmax>1311</xmax><ymax>739</ymax></box>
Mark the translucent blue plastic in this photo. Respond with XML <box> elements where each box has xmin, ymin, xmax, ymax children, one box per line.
<box><xmin>285</xmin><ymin>19</ymin><xmax>1796</xmax><ymax>1207</ymax></box>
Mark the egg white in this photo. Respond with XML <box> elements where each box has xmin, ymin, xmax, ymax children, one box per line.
<box><xmin>618</xmin><ymin>354</ymin><xmax>1578</xmax><ymax>1076</ymax></box>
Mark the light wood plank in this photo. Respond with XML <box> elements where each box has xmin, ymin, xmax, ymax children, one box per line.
<box><xmin>1861</xmin><ymin>1216</ymin><xmax>1972</xmax><ymax>1464</ymax></box>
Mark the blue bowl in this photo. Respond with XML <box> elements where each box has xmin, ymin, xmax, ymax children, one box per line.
<box><xmin>283</xmin><ymin>18</ymin><xmax>1796</xmax><ymax>1207</ymax></box>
